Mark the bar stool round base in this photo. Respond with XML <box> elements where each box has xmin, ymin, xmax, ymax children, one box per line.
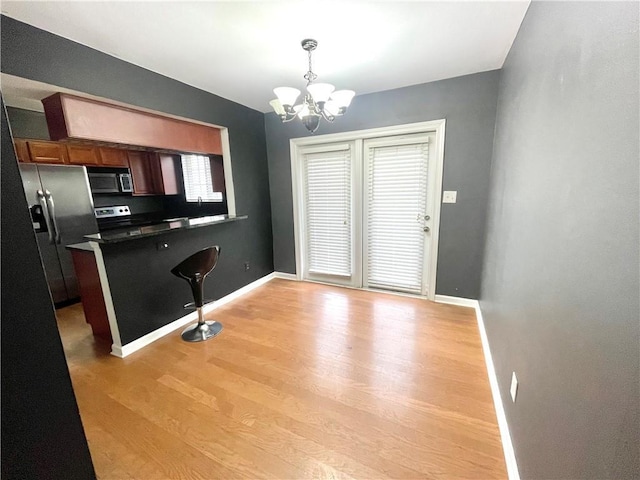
<box><xmin>181</xmin><ymin>321</ymin><xmax>223</xmax><ymax>342</ymax></box>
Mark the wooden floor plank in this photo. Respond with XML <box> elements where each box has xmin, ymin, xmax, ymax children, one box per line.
<box><xmin>57</xmin><ymin>279</ymin><xmax>507</xmax><ymax>479</ymax></box>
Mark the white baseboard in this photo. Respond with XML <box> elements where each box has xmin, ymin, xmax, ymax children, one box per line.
<box><xmin>273</xmin><ymin>271</ymin><xmax>298</xmax><ymax>281</ymax></box>
<box><xmin>475</xmin><ymin>301</ymin><xmax>520</xmax><ymax>480</ymax></box>
<box><xmin>435</xmin><ymin>295</ymin><xmax>520</xmax><ymax>480</ymax></box>
<box><xmin>434</xmin><ymin>294</ymin><xmax>478</xmax><ymax>308</ymax></box>
<box><xmin>113</xmin><ymin>272</ymin><xmax>276</xmax><ymax>358</ymax></box>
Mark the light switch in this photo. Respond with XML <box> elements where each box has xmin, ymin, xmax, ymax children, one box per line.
<box><xmin>510</xmin><ymin>372</ymin><xmax>518</xmax><ymax>402</ymax></box>
<box><xmin>442</xmin><ymin>191</ymin><xmax>457</xmax><ymax>203</ymax></box>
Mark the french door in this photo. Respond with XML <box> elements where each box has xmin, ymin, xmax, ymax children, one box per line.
<box><xmin>296</xmin><ymin>128</ymin><xmax>440</xmax><ymax>297</ymax></box>
<box><xmin>363</xmin><ymin>134</ymin><xmax>434</xmax><ymax>295</ymax></box>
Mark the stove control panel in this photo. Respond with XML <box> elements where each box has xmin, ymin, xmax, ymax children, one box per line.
<box><xmin>94</xmin><ymin>205</ymin><xmax>131</xmax><ymax>219</ymax></box>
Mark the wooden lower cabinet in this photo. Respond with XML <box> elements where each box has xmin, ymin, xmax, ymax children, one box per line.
<box><xmin>27</xmin><ymin>140</ymin><xmax>68</xmax><ymax>164</ymax></box>
<box><xmin>66</xmin><ymin>144</ymin><xmax>101</xmax><ymax>165</ymax></box>
<box><xmin>69</xmin><ymin>248</ymin><xmax>112</xmax><ymax>342</ymax></box>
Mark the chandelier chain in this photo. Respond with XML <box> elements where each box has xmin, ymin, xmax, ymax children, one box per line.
<box><xmin>304</xmin><ymin>48</ymin><xmax>317</xmax><ymax>84</ymax></box>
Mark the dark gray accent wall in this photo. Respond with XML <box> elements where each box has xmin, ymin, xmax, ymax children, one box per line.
<box><xmin>6</xmin><ymin>106</ymin><xmax>50</xmax><ymax>139</ymax></box>
<box><xmin>1</xmin><ymin>15</ymin><xmax>274</xmax><ymax>282</ymax></box>
<box><xmin>481</xmin><ymin>2</ymin><xmax>639</xmax><ymax>478</ymax></box>
<box><xmin>2</xmin><ymin>99</ymin><xmax>96</xmax><ymax>479</ymax></box>
<box><xmin>100</xmin><ymin>219</ymin><xmax>257</xmax><ymax>345</ymax></box>
<box><xmin>265</xmin><ymin>71</ymin><xmax>500</xmax><ymax>298</ymax></box>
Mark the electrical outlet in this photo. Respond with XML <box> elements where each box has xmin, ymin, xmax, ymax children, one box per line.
<box><xmin>442</xmin><ymin>191</ymin><xmax>457</xmax><ymax>203</ymax></box>
<box><xmin>244</xmin><ymin>262</ymin><xmax>250</xmax><ymax>271</ymax></box>
<box><xmin>510</xmin><ymin>372</ymin><xmax>518</xmax><ymax>402</ymax></box>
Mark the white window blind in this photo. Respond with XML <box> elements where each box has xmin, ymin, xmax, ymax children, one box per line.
<box><xmin>181</xmin><ymin>154</ymin><xmax>223</xmax><ymax>202</ymax></box>
<box><xmin>366</xmin><ymin>141</ymin><xmax>429</xmax><ymax>293</ymax></box>
<box><xmin>303</xmin><ymin>147</ymin><xmax>352</xmax><ymax>277</ymax></box>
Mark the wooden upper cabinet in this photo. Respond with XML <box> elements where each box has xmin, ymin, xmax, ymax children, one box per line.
<box><xmin>13</xmin><ymin>139</ymin><xmax>31</xmax><ymax>163</ymax></box>
<box><xmin>98</xmin><ymin>147</ymin><xmax>129</xmax><ymax>167</ymax></box>
<box><xmin>66</xmin><ymin>144</ymin><xmax>101</xmax><ymax>165</ymax></box>
<box><xmin>27</xmin><ymin>140</ymin><xmax>68</xmax><ymax>164</ymax></box>
<box><xmin>148</xmin><ymin>153</ymin><xmax>179</xmax><ymax>195</ymax></box>
<box><xmin>127</xmin><ymin>151</ymin><xmax>155</xmax><ymax>195</ymax></box>
<box><xmin>43</xmin><ymin>93</ymin><xmax>223</xmax><ymax>155</ymax></box>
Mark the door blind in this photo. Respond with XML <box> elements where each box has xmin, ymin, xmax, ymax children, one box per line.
<box><xmin>366</xmin><ymin>141</ymin><xmax>429</xmax><ymax>293</ymax></box>
<box><xmin>303</xmin><ymin>147</ymin><xmax>352</xmax><ymax>277</ymax></box>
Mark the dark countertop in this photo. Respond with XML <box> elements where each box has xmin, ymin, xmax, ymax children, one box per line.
<box><xmin>66</xmin><ymin>242</ymin><xmax>95</xmax><ymax>252</ymax></box>
<box><xmin>84</xmin><ymin>214</ymin><xmax>248</xmax><ymax>244</ymax></box>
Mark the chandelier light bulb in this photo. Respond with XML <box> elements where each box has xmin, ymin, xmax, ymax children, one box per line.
<box><xmin>295</xmin><ymin>104</ymin><xmax>310</xmax><ymax>119</ymax></box>
<box><xmin>307</xmin><ymin>83</ymin><xmax>335</xmax><ymax>104</ymax></box>
<box><xmin>330</xmin><ymin>90</ymin><xmax>356</xmax><ymax>109</ymax></box>
<box><xmin>273</xmin><ymin>87</ymin><xmax>301</xmax><ymax>108</ymax></box>
<box><xmin>270</xmin><ymin>39</ymin><xmax>355</xmax><ymax>133</ymax></box>
<box><xmin>269</xmin><ymin>99</ymin><xmax>286</xmax><ymax>116</ymax></box>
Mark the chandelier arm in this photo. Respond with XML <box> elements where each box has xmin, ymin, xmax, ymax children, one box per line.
<box><xmin>320</xmin><ymin>109</ymin><xmax>335</xmax><ymax>122</ymax></box>
<box><xmin>279</xmin><ymin>108</ymin><xmax>301</xmax><ymax>122</ymax></box>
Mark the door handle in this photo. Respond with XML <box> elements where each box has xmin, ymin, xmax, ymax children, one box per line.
<box><xmin>37</xmin><ymin>190</ymin><xmax>56</xmax><ymax>244</ymax></box>
<box><xmin>44</xmin><ymin>190</ymin><xmax>61</xmax><ymax>244</ymax></box>
<box><xmin>416</xmin><ymin>214</ymin><xmax>431</xmax><ymax>227</ymax></box>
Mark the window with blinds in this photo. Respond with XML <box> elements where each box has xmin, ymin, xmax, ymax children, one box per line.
<box><xmin>366</xmin><ymin>141</ymin><xmax>429</xmax><ymax>293</ymax></box>
<box><xmin>181</xmin><ymin>154</ymin><xmax>223</xmax><ymax>202</ymax></box>
<box><xmin>302</xmin><ymin>147</ymin><xmax>352</xmax><ymax>278</ymax></box>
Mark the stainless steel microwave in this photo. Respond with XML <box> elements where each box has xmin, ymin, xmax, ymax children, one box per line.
<box><xmin>88</xmin><ymin>172</ymin><xmax>133</xmax><ymax>194</ymax></box>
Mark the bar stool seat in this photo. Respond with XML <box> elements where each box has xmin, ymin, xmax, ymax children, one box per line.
<box><xmin>171</xmin><ymin>245</ymin><xmax>223</xmax><ymax>342</ymax></box>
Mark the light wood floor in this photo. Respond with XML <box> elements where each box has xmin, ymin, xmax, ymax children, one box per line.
<box><xmin>57</xmin><ymin>279</ymin><xmax>507</xmax><ymax>479</ymax></box>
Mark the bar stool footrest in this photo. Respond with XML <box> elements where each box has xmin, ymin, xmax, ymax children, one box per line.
<box><xmin>183</xmin><ymin>300</ymin><xmax>214</xmax><ymax>310</ymax></box>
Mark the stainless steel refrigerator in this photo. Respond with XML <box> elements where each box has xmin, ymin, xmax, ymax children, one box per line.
<box><xmin>19</xmin><ymin>164</ymin><xmax>99</xmax><ymax>304</ymax></box>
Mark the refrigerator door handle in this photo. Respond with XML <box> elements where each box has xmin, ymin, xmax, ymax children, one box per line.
<box><xmin>37</xmin><ymin>189</ymin><xmax>55</xmax><ymax>244</ymax></box>
<box><xmin>44</xmin><ymin>190</ymin><xmax>62</xmax><ymax>244</ymax></box>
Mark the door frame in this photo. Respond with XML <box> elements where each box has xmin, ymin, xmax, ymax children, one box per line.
<box><xmin>290</xmin><ymin>119</ymin><xmax>446</xmax><ymax>300</ymax></box>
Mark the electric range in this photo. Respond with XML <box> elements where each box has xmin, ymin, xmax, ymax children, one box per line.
<box><xmin>94</xmin><ymin>205</ymin><xmax>159</xmax><ymax>232</ymax></box>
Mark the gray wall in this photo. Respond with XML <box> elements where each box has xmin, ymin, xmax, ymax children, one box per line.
<box><xmin>481</xmin><ymin>2</ymin><xmax>639</xmax><ymax>478</ymax></box>
<box><xmin>1</xmin><ymin>15</ymin><xmax>274</xmax><ymax>282</ymax></box>
<box><xmin>265</xmin><ymin>71</ymin><xmax>500</xmax><ymax>298</ymax></box>
<box><xmin>2</xmin><ymin>98</ymin><xmax>95</xmax><ymax>479</ymax></box>
<box><xmin>6</xmin><ymin>106</ymin><xmax>50</xmax><ymax>139</ymax></box>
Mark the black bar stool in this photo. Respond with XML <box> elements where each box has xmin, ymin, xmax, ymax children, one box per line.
<box><xmin>171</xmin><ymin>245</ymin><xmax>223</xmax><ymax>342</ymax></box>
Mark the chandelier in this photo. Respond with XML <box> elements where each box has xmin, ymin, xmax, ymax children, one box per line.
<box><xmin>270</xmin><ymin>39</ymin><xmax>355</xmax><ymax>133</ymax></box>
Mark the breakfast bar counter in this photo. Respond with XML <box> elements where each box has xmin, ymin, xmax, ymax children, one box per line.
<box><xmin>79</xmin><ymin>213</ymin><xmax>252</xmax><ymax>357</ymax></box>
<box><xmin>85</xmin><ymin>214</ymin><xmax>247</xmax><ymax>244</ymax></box>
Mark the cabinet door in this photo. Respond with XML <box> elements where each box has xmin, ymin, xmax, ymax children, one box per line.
<box><xmin>67</xmin><ymin>144</ymin><xmax>101</xmax><ymax>165</ymax></box>
<box><xmin>13</xmin><ymin>139</ymin><xmax>31</xmax><ymax>163</ymax></box>
<box><xmin>147</xmin><ymin>152</ymin><xmax>179</xmax><ymax>195</ymax></box>
<box><xmin>128</xmin><ymin>151</ymin><xmax>155</xmax><ymax>195</ymax></box>
<box><xmin>27</xmin><ymin>140</ymin><xmax>68</xmax><ymax>164</ymax></box>
<box><xmin>99</xmin><ymin>147</ymin><xmax>128</xmax><ymax>167</ymax></box>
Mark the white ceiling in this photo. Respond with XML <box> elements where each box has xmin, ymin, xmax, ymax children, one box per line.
<box><xmin>1</xmin><ymin>1</ymin><xmax>529</xmax><ymax>113</ymax></box>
